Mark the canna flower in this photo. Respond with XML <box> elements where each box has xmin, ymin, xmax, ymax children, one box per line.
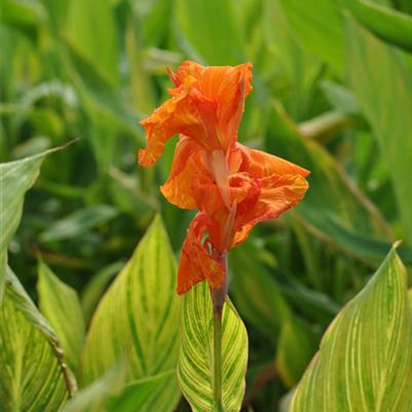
<box><xmin>138</xmin><ymin>61</ymin><xmax>309</xmax><ymax>296</ymax></box>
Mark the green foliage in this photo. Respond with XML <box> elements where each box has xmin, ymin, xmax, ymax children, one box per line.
<box><xmin>178</xmin><ymin>282</ymin><xmax>248</xmax><ymax>412</ymax></box>
<box><xmin>81</xmin><ymin>216</ymin><xmax>181</xmax><ymax>411</ymax></box>
<box><xmin>38</xmin><ymin>260</ymin><xmax>86</xmax><ymax>375</ymax></box>
<box><xmin>290</xmin><ymin>246</ymin><xmax>412</xmax><ymax>412</ymax></box>
<box><xmin>0</xmin><ymin>269</ymin><xmax>74</xmax><ymax>412</ymax></box>
<box><xmin>1</xmin><ymin>0</ymin><xmax>412</xmax><ymax>410</ymax></box>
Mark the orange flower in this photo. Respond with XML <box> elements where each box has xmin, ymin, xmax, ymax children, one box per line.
<box><xmin>138</xmin><ymin>61</ymin><xmax>309</xmax><ymax>295</ymax></box>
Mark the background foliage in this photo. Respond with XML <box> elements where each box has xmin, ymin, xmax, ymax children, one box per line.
<box><xmin>1</xmin><ymin>0</ymin><xmax>412</xmax><ymax>411</ymax></box>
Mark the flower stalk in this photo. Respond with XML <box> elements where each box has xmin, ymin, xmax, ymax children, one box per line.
<box><xmin>210</xmin><ymin>254</ymin><xmax>228</xmax><ymax>412</ymax></box>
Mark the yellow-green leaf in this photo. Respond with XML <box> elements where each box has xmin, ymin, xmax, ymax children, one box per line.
<box><xmin>0</xmin><ymin>269</ymin><xmax>75</xmax><ymax>412</ymax></box>
<box><xmin>81</xmin><ymin>216</ymin><xmax>180</xmax><ymax>412</ymax></box>
<box><xmin>178</xmin><ymin>281</ymin><xmax>248</xmax><ymax>412</ymax></box>
<box><xmin>290</xmin><ymin>246</ymin><xmax>412</xmax><ymax>412</ymax></box>
<box><xmin>38</xmin><ymin>260</ymin><xmax>86</xmax><ymax>375</ymax></box>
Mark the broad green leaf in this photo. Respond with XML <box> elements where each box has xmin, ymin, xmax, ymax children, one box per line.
<box><xmin>81</xmin><ymin>261</ymin><xmax>125</xmax><ymax>325</ymax></box>
<box><xmin>229</xmin><ymin>241</ymin><xmax>291</xmax><ymax>341</ymax></box>
<box><xmin>265</xmin><ymin>102</ymin><xmax>394</xmax><ymax>264</ymax></box>
<box><xmin>66</xmin><ymin>0</ymin><xmax>118</xmax><ymax>85</ymax></box>
<box><xmin>278</xmin><ymin>0</ymin><xmax>344</xmax><ymax>76</ymax></box>
<box><xmin>59</xmin><ymin>365</ymin><xmax>125</xmax><ymax>412</ymax></box>
<box><xmin>346</xmin><ymin>17</ymin><xmax>412</xmax><ymax>244</ymax></box>
<box><xmin>347</xmin><ymin>0</ymin><xmax>412</xmax><ymax>53</ymax></box>
<box><xmin>175</xmin><ymin>0</ymin><xmax>244</xmax><ymax>65</ymax></box>
<box><xmin>276</xmin><ymin>317</ymin><xmax>319</xmax><ymax>387</ymax></box>
<box><xmin>38</xmin><ymin>260</ymin><xmax>85</xmax><ymax>375</ymax></box>
<box><xmin>0</xmin><ymin>147</ymin><xmax>62</xmax><ymax>303</ymax></box>
<box><xmin>108</xmin><ymin>370</ymin><xmax>176</xmax><ymax>412</ymax></box>
<box><xmin>290</xmin><ymin>246</ymin><xmax>412</xmax><ymax>412</ymax></box>
<box><xmin>0</xmin><ymin>269</ymin><xmax>75</xmax><ymax>412</ymax></box>
<box><xmin>40</xmin><ymin>205</ymin><xmax>118</xmax><ymax>243</ymax></box>
<box><xmin>178</xmin><ymin>281</ymin><xmax>248</xmax><ymax>412</ymax></box>
<box><xmin>82</xmin><ymin>216</ymin><xmax>181</xmax><ymax>412</ymax></box>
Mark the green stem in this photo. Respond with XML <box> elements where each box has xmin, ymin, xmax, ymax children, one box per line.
<box><xmin>213</xmin><ymin>309</ymin><xmax>223</xmax><ymax>412</ymax></box>
<box><xmin>210</xmin><ymin>254</ymin><xmax>228</xmax><ymax>412</ymax></box>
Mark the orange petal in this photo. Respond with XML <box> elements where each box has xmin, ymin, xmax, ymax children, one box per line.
<box><xmin>177</xmin><ymin>214</ymin><xmax>225</xmax><ymax>294</ymax></box>
<box><xmin>138</xmin><ymin>76</ymin><xmax>202</xmax><ymax>167</ymax></box>
<box><xmin>233</xmin><ymin>173</ymin><xmax>309</xmax><ymax>247</ymax></box>
<box><xmin>238</xmin><ymin>144</ymin><xmax>310</xmax><ymax>179</ymax></box>
<box><xmin>160</xmin><ymin>136</ymin><xmax>205</xmax><ymax>209</ymax></box>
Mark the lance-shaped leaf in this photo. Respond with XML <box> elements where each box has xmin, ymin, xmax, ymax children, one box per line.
<box><xmin>38</xmin><ymin>260</ymin><xmax>86</xmax><ymax>376</ymax></box>
<box><xmin>0</xmin><ymin>268</ymin><xmax>75</xmax><ymax>412</ymax></box>
<box><xmin>0</xmin><ymin>147</ymin><xmax>66</xmax><ymax>303</ymax></box>
<box><xmin>81</xmin><ymin>216</ymin><xmax>181</xmax><ymax>412</ymax></box>
<box><xmin>346</xmin><ymin>16</ymin><xmax>412</xmax><ymax>245</ymax></box>
<box><xmin>178</xmin><ymin>281</ymin><xmax>248</xmax><ymax>412</ymax></box>
<box><xmin>290</xmin><ymin>246</ymin><xmax>412</xmax><ymax>412</ymax></box>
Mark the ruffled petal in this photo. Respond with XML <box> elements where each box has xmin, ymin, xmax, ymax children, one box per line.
<box><xmin>160</xmin><ymin>136</ymin><xmax>204</xmax><ymax>209</ymax></box>
<box><xmin>177</xmin><ymin>214</ymin><xmax>225</xmax><ymax>294</ymax></box>
<box><xmin>232</xmin><ymin>173</ymin><xmax>309</xmax><ymax>246</ymax></box>
<box><xmin>138</xmin><ymin>76</ymin><xmax>203</xmax><ymax>167</ymax></box>
<box><xmin>238</xmin><ymin>144</ymin><xmax>310</xmax><ymax>179</ymax></box>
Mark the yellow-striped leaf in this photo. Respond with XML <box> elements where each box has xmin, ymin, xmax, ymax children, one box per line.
<box><xmin>290</xmin><ymin>246</ymin><xmax>412</xmax><ymax>412</ymax></box>
<box><xmin>178</xmin><ymin>281</ymin><xmax>248</xmax><ymax>412</ymax></box>
<box><xmin>38</xmin><ymin>260</ymin><xmax>86</xmax><ymax>376</ymax></box>
<box><xmin>0</xmin><ymin>149</ymin><xmax>53</xmax><ymax>302</ymax></box>
<box><xmin>0</xmin><ymin>268</ymin><xmax>75</xmax><ymax>412</ymax></box>
<box><xmin>81</xmin><ymin>216</ymin><xmax>181</xmax><ymax>412</ymax></box>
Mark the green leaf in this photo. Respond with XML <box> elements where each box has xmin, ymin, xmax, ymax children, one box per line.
<box><xmin>229</xmin><ymin>240</ymin><xmax>291</xmax><ymax>341</ymax></box>
<box><xmin>66</xmin><ymin>0</ymin><xmax>119</xmax><ymax>85</ymax></box>
<box><xmin>178</xmin><ymin>281</ymin><xmax>248</xmax><ymax>412</ymax></box>
<box><xmin>37</xmin><ymin>260</ymin><xmax>85</xmax><ymax>375</ymax></box>
<box><xmin>59</xmin><ymin>365</ymin><xmax>125</xmax><ymax>412</ymax></box>
<box><xmin>265</xmin><ymin>102</ymin><xmax>394</xmax><ymax>264</ymax></box>
<box><xmin>276</xmin><ymin>317</ymin><xmax>320</xmax><ymax>388</ymax></box>
<box><xmin>347</xmin><ymin>0</ymin><xmax>412</xmax><ymax>53</ymax></box>
<box><xmin>108</xmin><ymin>370</ymin><xmax>176</xmax><ymax>412</ymax></box>
<box><xmin>0</xmin><ymin>268</ymin><xmax>75</xmax><ymax>412</ymax></box>
<box><xmin>1</xmin><ymin>0</ymin><xmax>45</xmax><ymax>40</ymax></box>
<box><xmin>290</xmin><ymin>246</ymin><xmax>412</xmax><ymax>411</ymax></box>
<box><xmin>175</xmin><ymin>0</ymin><xmax>244</xmax><ymax>64</ymax></box>
<box><xmin>278</xmin><ymin>0</ymin><xmax>344</xmax><ymax>76</ymax></box>
<box><xmin>346</xmin><ymin>17</ymin><xmax>412</xmax><ymax>244</ymax></box>
<box><xmin>81</xmin><ymin>261</ymin><xmax>125</xmax><ymax>325</ymax></box>
<box><xmin>81</xmin><ymin>216</ymin><xmax>181</xmax><ymax>412</ymax></box>
<box><xmin>40</xmin><ymin>205</ymin><xmax>118</xmax><ymax>243</ymax></box>
<box><xmin>0</xmin><ymin>147</ymin><xmax>63</xmax><ymax>303</ymax></box>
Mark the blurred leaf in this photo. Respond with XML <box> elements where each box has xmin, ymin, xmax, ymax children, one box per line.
<box><xmin>40</xmin><ymin>205</ymin><xmax>118</xmax><ymax>243</ymax></box>
<box><xmin>37</xmin><ymin>260</ymin><xmax>85</xmax><ymax>375</ymax></box>
<box><xmin>347</xmin><ymin>0</ymin><xmax>412</xmax><ymax>53</ymax></box>
<box><xmin>0</xmin><ymin>268</ymin><xmax>74</xmax><ymax>411</ymax></box>
<box><xmin>64</xmin><ymin>37</ymin><xmax>140</xmax><ymax>135</ymax></box>
<box><xmin>290</xmin><ymin>246</ymin><xmax>412</xmax><ymax>411</ymax></box>
<box><xmin>276</xmin><ymin>317</ymin><xmax>320</xmax><ymax>388</ymax></box>
<box><xmin>1</xmin><ymin>0</ymin><xmax>45</xmax><ymax>39</ymax></box>
<box><xmin>82</xmin><ymin>216</ymin><xmax>181</xmax><ymax>412</ymax></box>
<box><xmin>321</xmin><ymin>81</ymin><xmax>360</xmax><ymax>115</ymax></box>
<box><xmin>178</xmin><ymin>281</ymin><xmax>248</xmax><ymax>412</ymax></box>
<box><xmin>81</xmin><ymin>261</ymin><xmax>125</xmax><ymax>325</ymax></box>
<box><xmin>66</xmin><ymin>0</ymin><xmax>119</xmax><ymax>84</ymax></box>
<box><xmin>346</xmin><ymin>17</ymin><xmax>412</xmax><ymax>244</ymax></box>
<box><xmin>0</xmin><ymin>147</ymin><xmax>64</xmax><ymax>302</ymax></box>
<box><xmin>59</xmin><ymin>364</ymin><xmax>126</xmax><ymax>412</ymax></box>
<box><xmin>229</xmin><ymin>240</ymin><xmax>291</xmax><ymax>341</ymax></box>
<box><xmin>278</xmin><ymin>0</ymin><xmax>344</xmax><ymax>76</ymax></box>
<box><xmin>265</xmin><ymin>102</ymin><xmax>394</xmax><ymax>264</ymax></box>
<box><xmin>108</xmin><ymin>370</ymin><xmax>176</xmax><ymax>412</ymax></box>
<box><xmin>175</xmin><ymin>0</ymin><xmax>244</xmax><ymax>64</ymax></box>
